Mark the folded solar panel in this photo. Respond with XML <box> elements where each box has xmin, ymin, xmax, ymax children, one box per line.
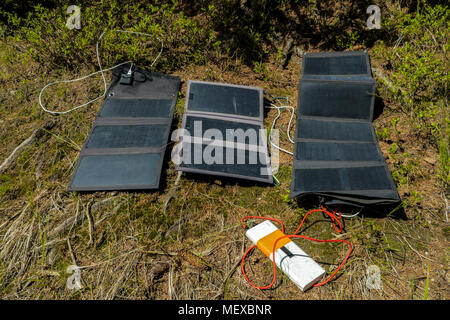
<box><xmin>175</xmin><ymin>81</ymin><xmax>273</xmax><ymax>184</ymax></box>
<box><xmin>291</xmin><ymin>52</ymin><xmax>400</xmax><ymax>208</ymax></box>
<box><xmin>68</xmin><ymin>64</ymin><xmax>180</xmax><ymax>191</ymax></box>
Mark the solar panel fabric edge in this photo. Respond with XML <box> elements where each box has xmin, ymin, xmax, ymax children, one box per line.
<box><xmin>68</xmin><ymin>64</ymin><xmax>181</xmax><ymax>191</ymax></box>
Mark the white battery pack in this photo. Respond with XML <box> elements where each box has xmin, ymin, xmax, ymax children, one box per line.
<box><xmin>246</xmin><ymin>220</ymin><xmax>325</xmax><ymax>291</ymax></box>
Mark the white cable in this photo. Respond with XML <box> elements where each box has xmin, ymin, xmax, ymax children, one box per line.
<box><xmin>340</xmin><ymin>210</ymin><xmax>362</xmax><ymax>218</ymax></box>
<box><xmin>273</xmin><ymin>104</ymin><xmax>295</xmax><ymax>144</ymax></box>
<box><xmin>39</xmin><ymin>30</ymin><xmax>164</xmax><ymax>115</ymax></box>
<box><xmin>265</xmin><ymin>103</ymin><xmax>295</xmax><ymax>156</ymax></box>
<box><xmin>324</xmin><ymin>204</ymin><xmax>362</xmax><ymax>218</ymax></box>
<box><xmin>263</xmin><ymin>96</ymin><xmax>295</xmax><ymax>185</ymax></box>
<box><xmin>38</xmin><ymin>61</ymin><xmax>130</xmax><ymax>115</ymax></box>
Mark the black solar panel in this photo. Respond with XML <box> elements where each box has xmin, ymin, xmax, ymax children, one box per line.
<box><xmin>68</xmin><ymin>64</ymin><xmax>180</xmax><ymax>191</ymax></box>
<box><xmin>302</xmin><ymin>51</ymin><xmax>371</xmax><ymax>76</ymax></box>
<box><xmin>70</xmin><ymin>153</ymin><xmax>161</xmax><ymax>190</ymax></box>
<box><xmin>184</xmin><ymin>116</ymin><xmax>263</xmax><ymax>144</ymax></box>
<box><xmin>86</xmin><ymin>124</ymin><xmax>168</xmax><ymax>149</ymax></box>
<box><xmin>187</xmin><ymin>82</ymin><xmax>262</xmax><ymax>119</ymax></box>
<box><xmin>180</xmin><ymin>143</ymin><xmax>269</xmax><ymax>179</ymax></box>
<box><xmin>176</xmin><ymin>81</ymin><xmax>273</xmax><ymax>184</ymax></box>
<box><xmin>293</xmin><ymin>166</ymin><xmax>393</xmax><ymax>192</ymax></box>
<box><xmin>299</xmin><ymin>80</ymin><xmax>375</xmax><ymax>120</ymax></box>
<box><xmin>295</xmin><ymin>142</ymin><xmax>382</xmax><ymax>162</ymax></box>
<box><xmin>291</xmin><ymin>52</ymin><xmax>400</xmax><ymax>208</ymax></box>
<box><xmin>100</xmin><ymin>98</ymin><xmax>173</xmax><ymax>118</ymax></box>
<box><xmin>297</xmin><ymin>118</ymin><xmax>375</xmax><ymax>141</ymax></box>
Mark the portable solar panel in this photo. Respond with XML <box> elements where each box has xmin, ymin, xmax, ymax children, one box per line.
<box><xmin>175</xmin><ymin>81</ymin><xmax>273</xmax><ymax>184</ymax></box>
<box><xmin>68</xmin><ymin>63</ymin><xmax>180</xmax><ymax>191</ymax></box>
<box><xmin>291</xmin><ymin>52</ymin><xmax>401</xmax><ymax>208</ymax></box>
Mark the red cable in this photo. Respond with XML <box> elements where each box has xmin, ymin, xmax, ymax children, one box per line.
<box><xmin>240</xmin><ymin>206</ymin><xmax>353</xmax><ymax>290</ymax></box>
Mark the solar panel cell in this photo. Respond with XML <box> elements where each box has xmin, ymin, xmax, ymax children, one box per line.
<box><xmin>181</xmin><ymin>143</ymin><xmax>269</xmax><ymax>180</ymax></box>
<box><xmin>302</xmin><ymin>52</ymin><xmax>370</xmax><ymax>76</ymax></box>
<box><xmin>188</xmin><ymin>82</ymin><xmax>262</xmax><ymax>118</ymax></box>
<box><xmin>297</xmin><ymin>118</ymin><xmax>374</xmax><ymax>141</ymax></box>
<box><xmin>70</xmin><ymin>153</ymin><xmax>161</xmax><ymax>190</ymax></box>
<box><xmin>299</xmin><ymin>80</ymin><xmax>375</xmax><ymax>120</ymax></box>
<box><xmin>296</xmin><ymin>142</ymin><xmax>382</xmax><ymax>161</ymax></box>
<box><xmin>100</xmin><ymin>98</ymin><xmax>173</xmax><ymax>118</ymax></box>
<box><xmin>293</xmin><ymin>166</ymin><xmax>392</xmax><ymax>192</ymax></box>
<box><xmin>86</xmin><ymin>125</ymin><xmax>168</xmax><ymax>149</ymax></box>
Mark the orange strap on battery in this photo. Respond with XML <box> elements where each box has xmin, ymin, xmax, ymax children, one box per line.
<box><xmin>240</xmin><ymin>206</ymin><xmax>353</xmax><ymax>290</ymax></box>
<box><xmin>257</xmin><ymin>229</ymin><xmax>291</xmax><ymax>258</ymax></box>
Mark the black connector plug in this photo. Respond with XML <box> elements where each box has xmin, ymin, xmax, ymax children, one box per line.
<box><xmin>120</xmin><ymin>73</ymin><xmax>133</xmax><ymax>85</ymax></box>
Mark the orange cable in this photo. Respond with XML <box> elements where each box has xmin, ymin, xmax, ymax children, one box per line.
<box><xmin>240</xmin><ymin>206</ymin><xmax>353</xmax><ymax>290</ymax></box>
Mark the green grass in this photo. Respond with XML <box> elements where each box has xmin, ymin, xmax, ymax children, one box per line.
<box><xmin>424</xmin><ymin>264</ymin><xmax>430</xmax><ymax>300</ymax></box>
